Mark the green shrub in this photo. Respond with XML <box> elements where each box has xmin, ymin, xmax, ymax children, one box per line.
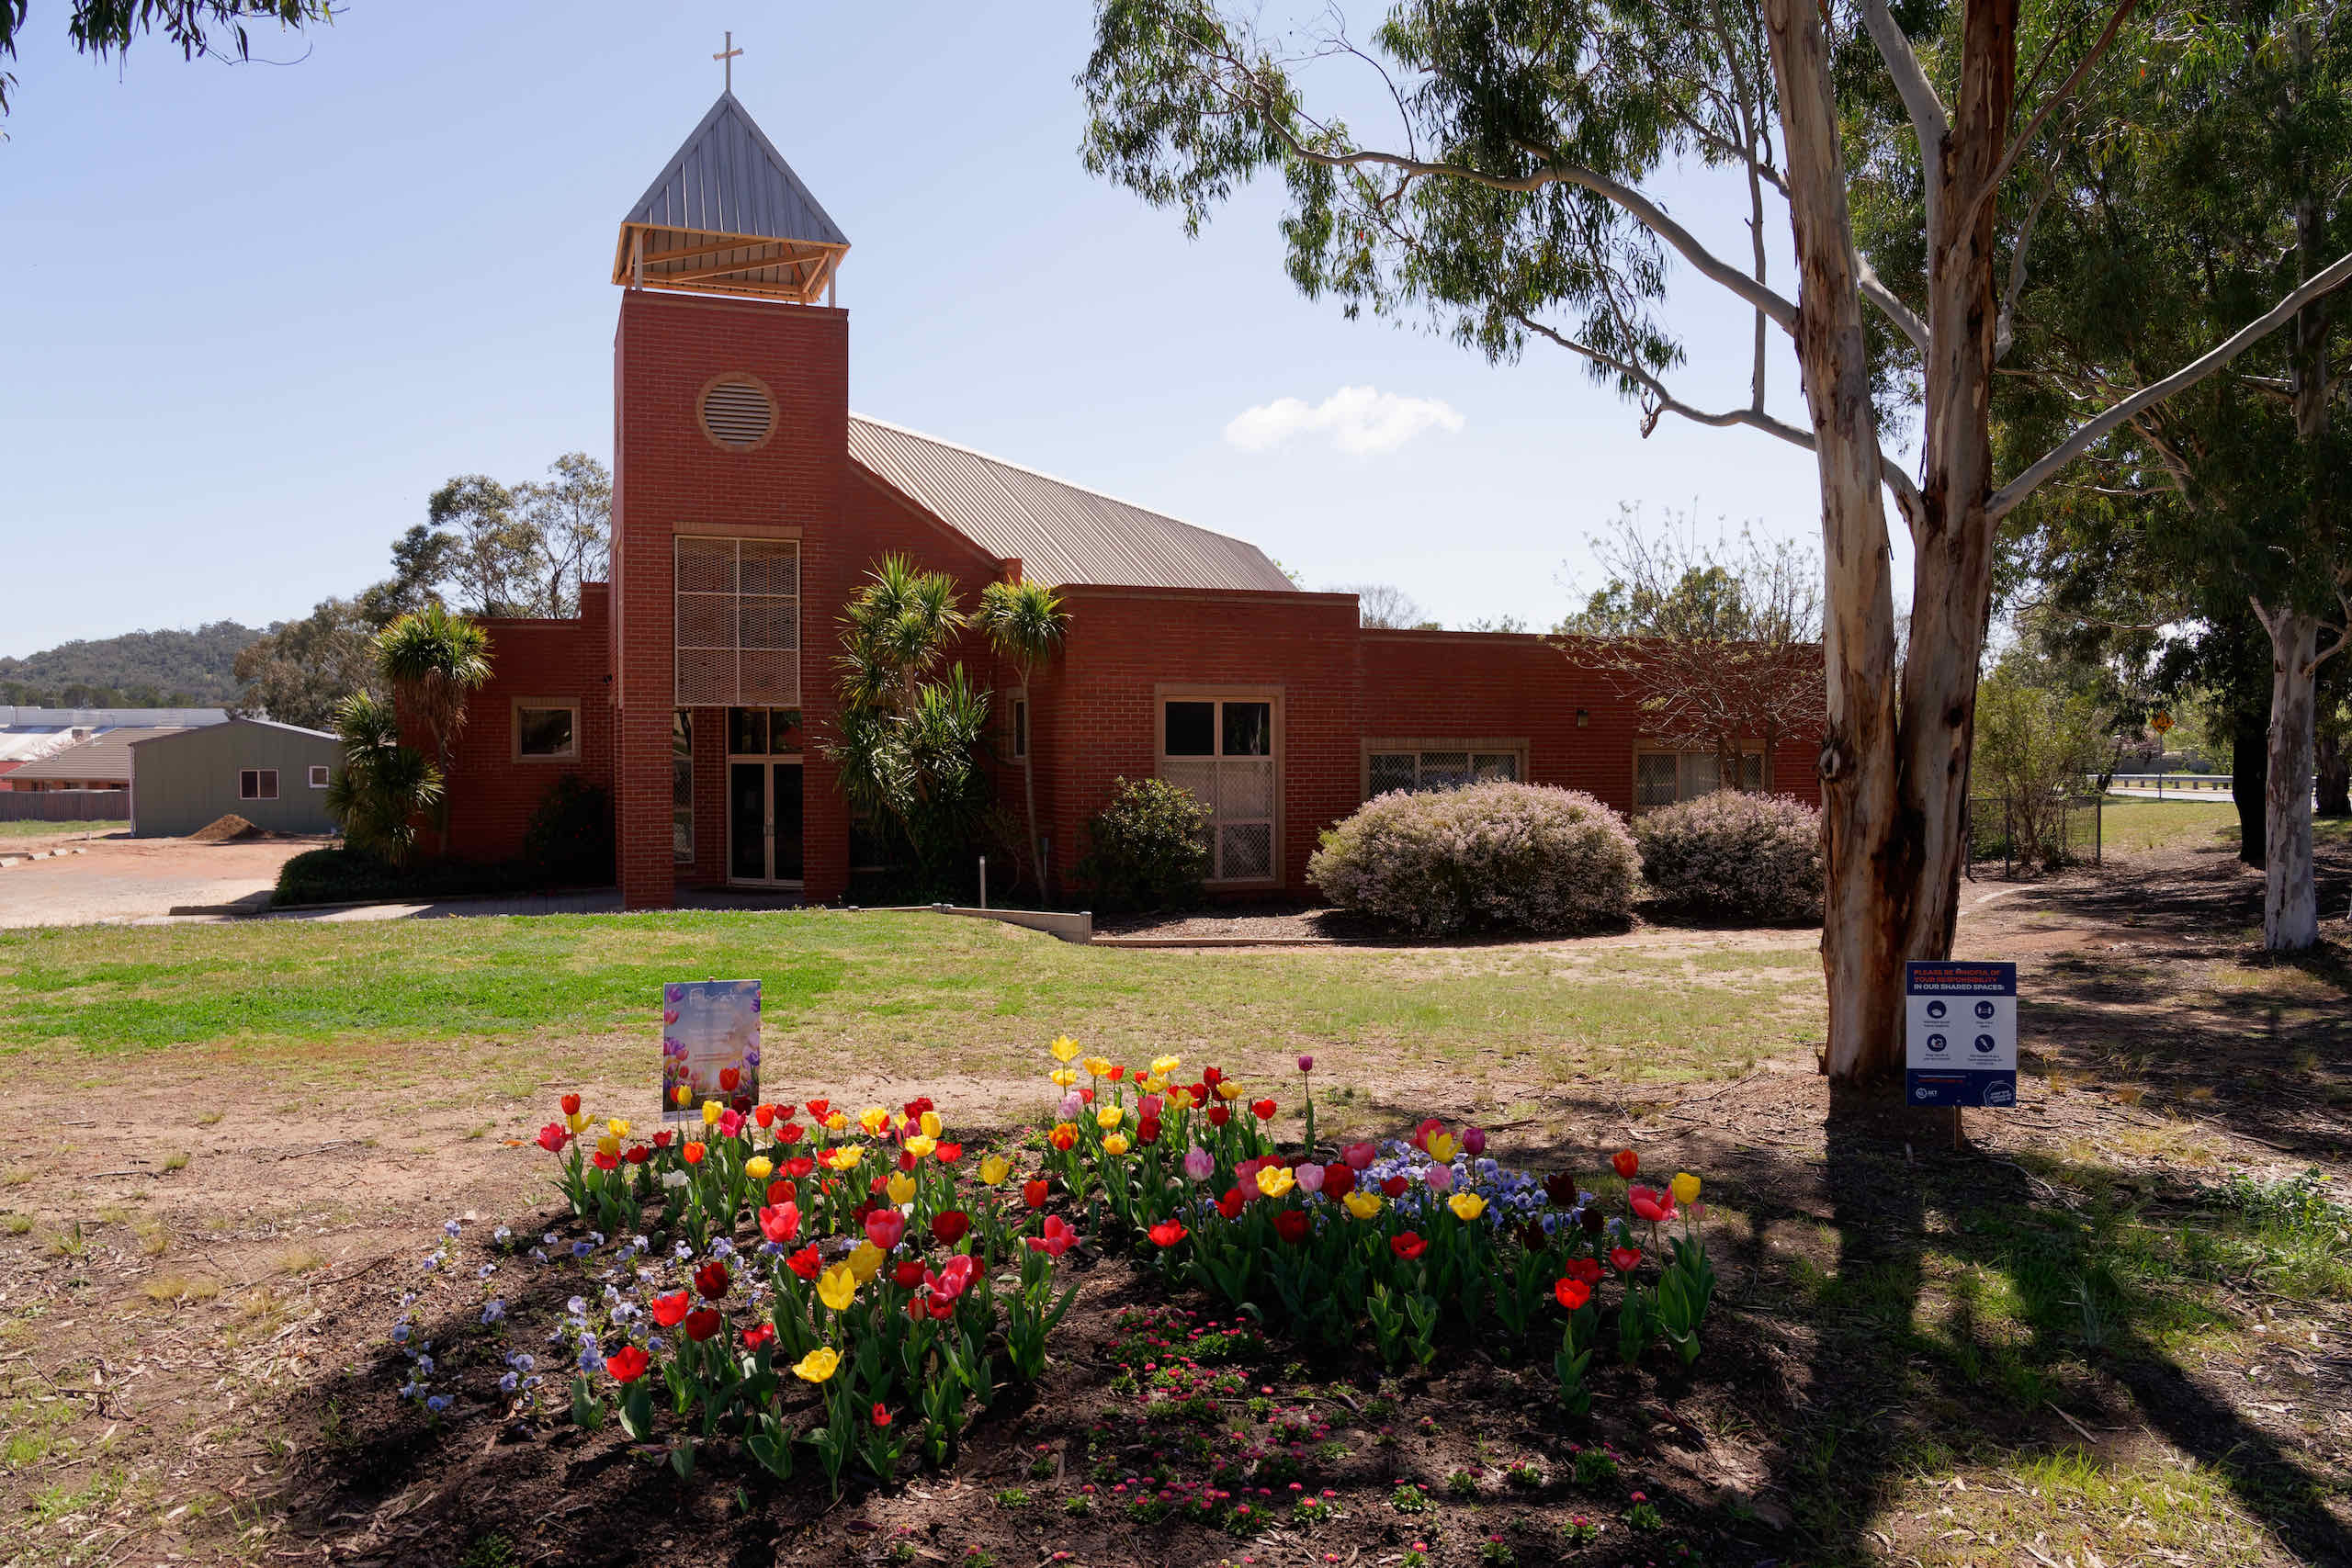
<box><xmin>1634</xmin><ymin>789</ymin><xmax>1823</xmax><ymax>922</ymax></box>
<box><xmin>524</xmin><ymin>775</ymin><xmax>615</xmax><ymax>886</ymax></box>
<box><xmin>1306</xmin><ymin>782</ymin><xmax>1637</xmax><ymax>936</ymax></box>
<box><xmin>272</xmin><ymin>849</ymin><xmax>544</xmax><ymax>908</ymax></box>
<box><xmin>1078</xmin><ymin>777</ymin><xmax>1210</xmax><ymax>912</ymax></box>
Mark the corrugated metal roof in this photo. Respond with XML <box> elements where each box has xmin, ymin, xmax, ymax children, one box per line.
<box><xmin>130</xmin><ymin>716</ymin><xmax>336</xmax><ymax>745</ymax></box>
<box><xmin>846</xmin><ymin>417</ymin><xmax>1298</xmax><ymax>593</ymax></box>
<box><xmin>6</xmin><ymin>728</ymin><xmax>188</xmax><ymax>783</ymax></box>
<box><xmin>624</xmin><ymin>92</ymin><xmax>849</xmax><ymax>248</ymax></box>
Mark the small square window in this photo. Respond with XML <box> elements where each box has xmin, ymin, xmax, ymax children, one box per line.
<box><xmin>516</xmin><ymin>704</ymin><xmax>578</xmax><ymax>760</ymax></box>
<box><xmin>308</xmin><ymin>765</ymin><xmax>330</xmax><ymax>789</ymax></box>
<box><xmin>240</xmin><ymin>769</ymin><xmax>278</xmax><ymax>801</ymax></box>
<box><xmin>1164</xmin><ymin>701</ymin><xmax>1216</xmax><ymax>757</ymax></box>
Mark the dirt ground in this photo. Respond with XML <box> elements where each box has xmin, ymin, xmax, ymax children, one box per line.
<box><xmin>2</xmin><ymin>833</ymin><xmax>2346</xmax><ymax>1567</ymax></box>
<box><xmin>0</xmin><ymin>833</ymin><xmax>324</xmax><ymax>928</ymax></box>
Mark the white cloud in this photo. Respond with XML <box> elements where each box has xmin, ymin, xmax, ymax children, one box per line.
<box><xmin>1223</xmin><ymin>385</ymin><xmax>1465</xmax><ymax>457</ymax></box>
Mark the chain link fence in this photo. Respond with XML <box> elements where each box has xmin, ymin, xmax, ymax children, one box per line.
<box><xmin>1964</xmin><ymin>793</ymin><xmax>2102</xmax><ymax>878</ymax></box>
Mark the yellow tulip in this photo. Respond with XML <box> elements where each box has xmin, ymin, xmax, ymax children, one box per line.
<box><xmin>1343</xmin><ymin>1191</ymin><xmax>1383</xmax><ymax>1220</ymax></box>
<box><xmin>1049</xmin><ymin>1035</ymin><xmax>1080</xmax><ymax>1064</ymax></box>
<box><xmin>978</xmin><ymin>1154</ymin><xmax>1012</xmax><ymax>1186</ymax></box>
<box><xmin>1448</xmin><ymin>1192</ymin><xmax>1487</xmax><ymax>1222</ymax></box>
<box><xmin>903</xmin><ymin>1134</ymin><xmax>936</xmax><ymax>1159</ymax></box>
<box><xmin>595</xmin><ymin>1134</ymin><xmax>620</xmax><ymax>1158</ymax></box>
<box><xmin>606</xmin><ymin>1118</ymin><xmax>631</xmax><ymax>1139</ymax></box>
<box><xmin>744</xmin><ymin>1156</ymin><xmax>774</xmax><ymax>1181</ymax></box>
<box><xmin>1215</xmin><ymin>1080</ymin><xmax>1242</xmax><ymax>1101</ymax></box>
<box><xmin>671</xmin><ymin>1086</ymin><xmax>691</xmax><ymax>1107</ymax></box>
<box><xmin>886</xmin><ymin>1173</ymin><xmax>916</xmax><ymax>1206</ymax></box>
<box><xmin>1049</xmin><ymin>1068</ymin><xmax>1078</xmax><ymax>1089</ymax></box>
<box><xmin>847</xmin><ymin>1241</ymin><xmax>885</xmax><ymax>1283</ymax></box>
<box><xmin>1150</xmin><ymin>1054</ymin><xmax>1181</xmax><ymax>1077</ymax></box>
<box><xmin>1425</xmin><ymin>1132</ymin><xmax>1457</xmax><ymax>1164</ymax></box>
<box><xmin>821</xmin><ymin>1146</ymin><xmax>862</xmax><ymax>1171</ymax></box>
<box><xmin>1257</xmin><ymin>1165</ymin><xmax>1295</xmax><ymax>1200</ymax></box>
<box><xmin>1670</xmin><ymin>1172</ymin><xmax>1702</xmax><ymax>1206</ymax></box>
<box><xmin>566</xmin><ymin>1112</ymin><xmax>587</xmax><ymax>1133</ymax></box>
<box><xmin>920</xmin><ymin>1111</ymin><xmax>943</xmax><ymax>1139</ymax></box>
<box><xmin>701</xmin><ymin>1100</ymin><xmax>722</xmax><ymax>1127</ymax></box>
<box><xmin>1081</xmin><ymin>1055</ymin><xmax>1113</xmax><ymax>1080</ymax></box>
<box><xmin>1141</xmin><ymin>1075</ymin><xmax>1169</xmax><ymax>1095</ymax></box>
<box><xmin>1095</xmin><ymin>1105</ymin><xmax>1124</xmax><ymax>1131</ymax></box>
<box><xmin>1101</xmin><ymin>1133</ymin><xmax>1130</xmax><ymax>1157</ymax></box>
<box><xmin>817</xmin><ymin>1265</ymin><xmax>856</xmax><ymax>1313</ymax></box>
<box><xmin>793</xmin><ymin>1347</ymin><xmax>841</xmax><ymax>1382</ymax></box>
<box><xmin>859</xmin><ymin>1107</ymin><xmax>888</xmax><ymax>1135</ymax></box>
<box><xmin>824</xmin><ymin>1111</ymin><xmax>848</xmax><ymax>1132</ymax></box>
<box><xmin>1164</xmin><ymin>1086</ymin><xmax>1193</xmax><ymax>1111</ymax></box>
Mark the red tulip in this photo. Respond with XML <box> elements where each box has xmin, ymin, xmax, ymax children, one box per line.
<box><xmin>805</xmin><ymin>1099</ymin><xmax>831</xmax><ymax>1121</ymax></box>
<box><xmin>898</xmin><ymin>1148</ymin><xmax>918</xmax><ymax>1173</ymax></box>
<box><xmin>626</xmin><ymin>1144</ymin><xmax>650</xmax><ymax>1166</ymax></box>
<box><xmin>1027</xmin><ymin>1215</ymin><xmax>1079</xmax><ymax>1258</ymax></box>
<box><xmin>786</xmin><ymin>1245</ymin><xmax>822</xmax><ymax>1280</ymax></box>
<box><xmin>1023</xmin><ymin>1179</ymin><xmax>1050</xmax><ymax>1210</ymax></box>
<box><xmin>1203</xmin><ymin>1066</ymin><xmax>1223</xmax><ymax>1087</ymax></box>
<box><xmin>1048</xmin><ymin>1125</ymin><xmax>1078</xmax><ymax>1152</ymax></box>
<box><xmin>1216</xmin><ymin>1187</ymin><xmax>1247</xmax><ymax>1220</ymax></box>
<box><xmin>1380</xmin><ymin>1176</ymin><xmax>1409</xmax><ymax>1200</ymax></box>
<box><xmin>683</xmin><ymin>1307</ymin><xmax>723</xmax><ymax>1342</ymax></box>
<box><xmin>766</xmin><ymin>1179</ymin><xmax>798</xmax><ymax>1208</ymax></box>
<box><xmin>1555</xmin><ymin>1277</ymin><xmax>1592</xmax><ymax>1311</ymax></box>
<box><xmin>758</xmin><ymin>1201</ymin><xmax>801</xmax><ymax>1245</ymax></box>
<box><xmin>741</xmin><ymin>1322</ymin><xmax>775</xmax><ymax>1350</ymax></box>
<box><xmin>605</xmin><ymin>1343</ymin><xmax>649</xmax><ymax>1382</ymax></box>
<box><xmin>1563</xmin><ymin>1257</ymin><xmax>1602</xmax><ymax>1285</ymax></box>
<box><xmin>904</xmin><ymin>1096</ymin><xmax>934</xmax><ymax>1118</ymax></box>
<box><xmin>865</xmin><ymin>1210</ymin><xmax>907</xmax><ymax>1252</ymax></box>
<box><xmin>1136</xmin><ymin>1116</ymin><xmax>1162</xmax><ymax>1146</ymax></box>
<box><xmin>776</xmin><ymin>1122</ymin><xmax>806</xmax><ymax>1145</ymax></box>
<box><xmin>718</xmin><ymin>1066</ymin><xmax>741</xmax><ymax>1092</ymax></box>
<box><xmin>1390</xmin><ymin>1232</ymin><xmax>1427</xmax><ymax>1260</ymax></box>
<box><xmin>1250</xmin><ymin>1099</ymin><xmax>1277</xmax><ymax>1122</ymax></box>
<box><xmin>934</xmin><ymin>1141</ymin><xmax>963</xmax><ymax>1164</ymax></box>
<box><xmin>892</xmin><ymin>1258</ymin><xmax>927</xmax><ymax>1290</ymax></box>
<box><xmin>650</xmin><ymin>1290</ymin><xmax>691</xmax><ymax>1328</ymax></box>
<box><xmin>931</xmin><ymin>1254</ymin><xmax>978</xmax><ymax>1302</ymax></box>
<box><xmin>591</xmin><ymin>1150</ymin><xmax>618</xmax><ymax>1172</ymax></box>
<box><xmin>1609</xmin><ymin>1246</ymin><xmax>1642</xmax><ymax>1273</ymax></box>
<box><xmin>693</xmin><ymin>1260</ymin><xmax>731</xmax><ymax>1300</ymax></box>
<box><xmin>782</xmin><ymin>1156</ymin><xmax>813</xmax><ymax>1179</ymax></box>
<box><xmin>682</xmin><ymin>1142</ymin><xmax>705</xmax><ymax>1166</ymax></box>
<box><xmin>535</xmin><ymin>1122</ymin><xmax>570</xmax><ymax>1153</ymax></box>
<box><xmin>872</xmin><ymin>1402</ymin><xmax>893</xmax><ymax>1427</ymax></box>
<box><xmin>1628</xmin><ymin>1187</ymin><xmax>1675</xmax><ymax>1224</ymax></box>
<box><xmin>1148</xmin><ymin>1220</ymin><xmax>1188</xmax><ymax>1248</ymax></box>
<box><xmin>1274</xmin><ymin>1211</ymin><xmax>1311</xmax><ymax>1245</ymax></box>
<box><xmin>1107</xmin><ymin>1065</ymin><xmax>1127</xmax><ymax>1081</ymax></box>
<box><xmin>560</xmin><ymin>1093</ymin><xmax>582</xmax><ymax>1116</ymax></box>
<box><xmin>754</xmin><ymin>1104</ymin><xmax>776</xmax><ymax>1128</ymax></box>
<box><xmin>1611</xmin><ymin>1148</ymin><xmax>1640</xmax><ymax>1179</ymax></box>
<box><xmin>1207</xmin><ymin>1105</ymin><xmax>1231</xmax><ymax>1128</ymax></box>
<box><xmin>1322</xmin><ymin>1165</ymin><xmax>1355</xmax><ymax>1201</ymax></box>
<box><xmin>1410</xmin><ymin>1117</ymin><xmax>1445</xmax><ymax>1151</ymax></box>
<box><xmin>652</xmin><ymin>1129</ymin><xmax>674</xmax><ymax>1149</ymax></box>
<box><xmin>931</xmin><ymin>1210</ymin><xmax>971</xmax><ymax>1246</ymax></box>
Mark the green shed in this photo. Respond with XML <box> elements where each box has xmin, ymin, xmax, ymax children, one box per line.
<box><xmin>129</xmin><ymin>718</ymin><xmax>344</xmax><ymax>838</ymax></box>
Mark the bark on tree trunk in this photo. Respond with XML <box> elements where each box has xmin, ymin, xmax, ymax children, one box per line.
<box><xmin>2233</xmin><ymin>707</ymin><xmax>2270</xmax><ymax>867</ymax></box>
<box><xmin>1761</xmin><ymin>0</ymin><xmax>1909</xmax><ymax>1082</ymax></box>
<box><xmin>2257</xmin><ymin>605</ymin><xmax>2321</xmax><ymax>949</ymax></box>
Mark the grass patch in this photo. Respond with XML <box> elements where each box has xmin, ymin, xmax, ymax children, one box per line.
<box><xmin>2097</xmin><ymin>797</ymin><xmax>2238</xmax><ymax>855</ymax></box>
<box><xmin>138</xmin><ymin>1274</ymin><xmax>221</xmax><ymax>1305</ymax></box>
<box><xmin>0</xmin><ymin>819</ymin><xmax>127</xmax><ymax>840</ymax></box>
<box><xmin>0</xmin><ymin>910</ymin><xmax>1822</xmax><ymax>1085</ymax></box>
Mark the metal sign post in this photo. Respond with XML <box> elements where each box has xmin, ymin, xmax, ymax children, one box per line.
<box><xmin>1905</xmin><ymin>961</ymin><xmax>2017</xmax><ymax>1143</ymax></box>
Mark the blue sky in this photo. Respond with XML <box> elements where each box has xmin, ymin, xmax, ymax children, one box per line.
<box><xmin>0</xmin><ymin>1</ymin><xmax>1890</xmax><ymax>658</ymax></box>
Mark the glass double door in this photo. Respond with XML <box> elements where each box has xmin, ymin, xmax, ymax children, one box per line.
<box><xmin>727</xmin><ymin>760</ymin><xmax>803</xmax><ymax>885</ymax></box>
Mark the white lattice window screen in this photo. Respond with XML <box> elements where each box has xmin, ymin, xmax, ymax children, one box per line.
<box><xmin>1368</xmin><ymin>749</ymin><xmax>1521</xmax><ymax>795</ymax></box>
<box><xmin>1635</xmin><ymin>753</ymin><xmax>1679</xmax><ymax>807</ymax></box>
<box><xmin>1636</xmin><ymin>749</ymin><xmax>1762</xmax><ymax>806</ymax></box>
<box><xmin>675</xmin><ymin>537</ymin><xmax>800</xmax><ymax>706</ymax></box>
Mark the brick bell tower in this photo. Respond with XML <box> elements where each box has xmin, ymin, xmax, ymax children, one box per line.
<box><xmin>607</xmin><ymin>89</ymin><xmax>852</xmax><ymax>909</ymax></box>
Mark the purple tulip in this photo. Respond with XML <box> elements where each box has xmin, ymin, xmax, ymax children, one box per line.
<box><xmin>1464</xmin><ymin>1127</ymin><xmax>1487</xmax><ymax>1156</ymax></box>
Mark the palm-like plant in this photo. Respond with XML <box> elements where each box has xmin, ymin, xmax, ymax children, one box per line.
<box><xmin>974</xmin><ymin>579</ymin><xmax>1069</xmax><ymax>893</ymax></box>
<box><xmin>324</xmin><ymin>691</ymin><xmax>443</xmax><ymax>867</ymax></box>
<box><xmin>371</xmin><ymin>604</ymin><xmax>492</xmax><ymax>855</ymax></box>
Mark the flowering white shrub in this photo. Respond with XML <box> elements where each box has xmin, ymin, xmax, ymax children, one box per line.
<box><xmin>1306</xmin><ymin>782</ymin><xmax>1638</xmax><ymax>936</ymax></box>
<box><xmin>1634</xmin><ymin>789</ymin><xmax>1823</xmax><ymax>922</ymax></box>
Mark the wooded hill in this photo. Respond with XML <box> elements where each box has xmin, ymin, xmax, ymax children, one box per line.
<box><xmin>0</xmin><ymin>623</ymin><xmax>264</xmax><ymax>708</ymax></box>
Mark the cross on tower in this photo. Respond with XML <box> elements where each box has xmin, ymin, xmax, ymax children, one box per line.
<box><xmin>714</xmin><ymin>30</ymin><xmax>743</xmax><ymax>92</ymax></box>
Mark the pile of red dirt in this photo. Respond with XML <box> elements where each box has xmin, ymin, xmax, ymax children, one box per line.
<box><xmin>186</xmin><ymin>814</ymin><xmax>266</xmax><ymax>843</ymax></box>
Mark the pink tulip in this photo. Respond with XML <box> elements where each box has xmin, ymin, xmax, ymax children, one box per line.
<box><xmin>865</xmin><ymin>1210</ymin><xmax>906</xmax><ymax>1251</ymax></box>
<box><xmin>1464</xmin><ymin>1127</ymin><xmax>1487</xmax><ymax>1156</ymax></box>
<box><xmin>1183</xmin><ymin>1146</ymin><xmax>1215</xmax><ymax>1181</ymax></box>
<box><xmin>1139</xmin><ymin>1094</ymin><xmax>1164</xmax><ymax>1119</ymax></box>
<box><xmin>1342</xmin><ymin>1142</ymin><xmax>1376</xmax><ymax>1170</ymax></box>
<box><xmin>1296</xmin><ymin>1162</ymin><xmax>1325</xmax><ymax>1193</ymax></box>
<box><xmin>1058</xmin><ymin>1091</ymin><xmax>1084</xmax><ymax>1120</ymax></box>
<box><xmin>1027</xmin><ymin>1215</ymin><xmax>1079</xmax><ymax>1258</ymax></box>
<box><xmin>1297</xmin><ymin>1055</ymin><xmax>1315</xmax><ymax>1074</ymax></box>
<box><xmin>1424</xmin><ymin>1164</ymin><xmax>1454</xmax><ymax>1194</ymax></box>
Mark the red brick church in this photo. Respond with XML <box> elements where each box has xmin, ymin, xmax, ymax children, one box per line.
<box><xmin>435</xmin><ymin>91</ymin><xmax>1817</xmax><ymax>909</ymax></box>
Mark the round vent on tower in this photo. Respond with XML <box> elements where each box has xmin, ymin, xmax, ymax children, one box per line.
<box><xmin>699</xmin><ymin>377</ymin><xmax>777</xmax><ymax>450</ymax></box>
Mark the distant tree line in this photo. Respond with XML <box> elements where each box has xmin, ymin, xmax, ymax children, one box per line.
<box><xmin>234</xmin><ymin>454</ymin><xmax>610</xmax><ymax>731</ymax></box>
<box><xmin>0</xmin><ymin>623</ymin><xmax>262</xmax><ymax>708</ymax></box>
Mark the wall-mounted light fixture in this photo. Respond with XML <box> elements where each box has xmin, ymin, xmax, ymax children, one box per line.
<box><xmin>1575</xmin><ymin>708</ymin><xmax>1589</xmax><ymax>728</ymax></box>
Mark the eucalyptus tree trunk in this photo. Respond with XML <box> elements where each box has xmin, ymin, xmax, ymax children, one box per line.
<box><xmin>2256</xmin><ymin>605</ymin><xmax>2322</xmax><ymax>948</ymax></box>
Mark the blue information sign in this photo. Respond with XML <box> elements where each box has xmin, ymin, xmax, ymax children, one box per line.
<box><xmin>1905</xmin><ymin>960</ymin><xmax>2017</xmax><ymax>1108</ymax></box>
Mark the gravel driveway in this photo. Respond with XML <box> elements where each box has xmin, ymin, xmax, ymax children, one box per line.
<box><xmin>0</xmin><ymin>834</ymin><xmax>327</xmax><ymax>928</ymax></box>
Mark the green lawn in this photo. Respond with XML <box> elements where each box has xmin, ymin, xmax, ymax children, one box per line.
<box><xmin>0</xmin><ymin>819</ymin><xmax>125</xmax><ymax>840</ymax></box>
<box><xmin>0</xmin><ymin>910</ymin><xmax>1820</xmax><ymax>1089</ymax></box>
<box><xmin>2098</xmin><ymin>795</ymin><xmax>2349</xmax><ymax>856</ymax></box>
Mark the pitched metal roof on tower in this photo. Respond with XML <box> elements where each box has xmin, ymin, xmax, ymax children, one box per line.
<box><xmin>847</xmin><ymin>417</ymin><xmax>1301</xmax><ymax>593</ymax></box>
<box><xmin>613</xmin><ymin>92</ymin><xmax>850</xmax><ymax>304</ymax></box>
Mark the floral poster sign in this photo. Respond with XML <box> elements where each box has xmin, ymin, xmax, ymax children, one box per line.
<box><xmin>661</xmin><ymin>980</ymin><xmax>761</xmax><ymax>1121</ymax></box>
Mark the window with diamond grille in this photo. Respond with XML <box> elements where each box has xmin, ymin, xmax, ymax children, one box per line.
<box><xmin>674</xmin><ymin>536</ymin><xmax>799</xmax><ymax>706</ymax></box>
<box><xmin>1366</xmin><ymin>747</ymin><xmax>1521</xmax><ymax>796</ymax></box>
<box><xmin>1159</xmin><ymin>695</ymin><xmax>1279</xmax><ymax>882</ymax></box>
<box><xmin>1634</xmin><ymin>747</ymin><xmax>1765</xmax><ymax>807</ymax></box>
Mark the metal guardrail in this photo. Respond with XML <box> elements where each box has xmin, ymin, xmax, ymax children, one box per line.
<box><xmin>2102</xmin><ymin>773</ymin><xmax>2232</xmax><ymax>795</ymax></box>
